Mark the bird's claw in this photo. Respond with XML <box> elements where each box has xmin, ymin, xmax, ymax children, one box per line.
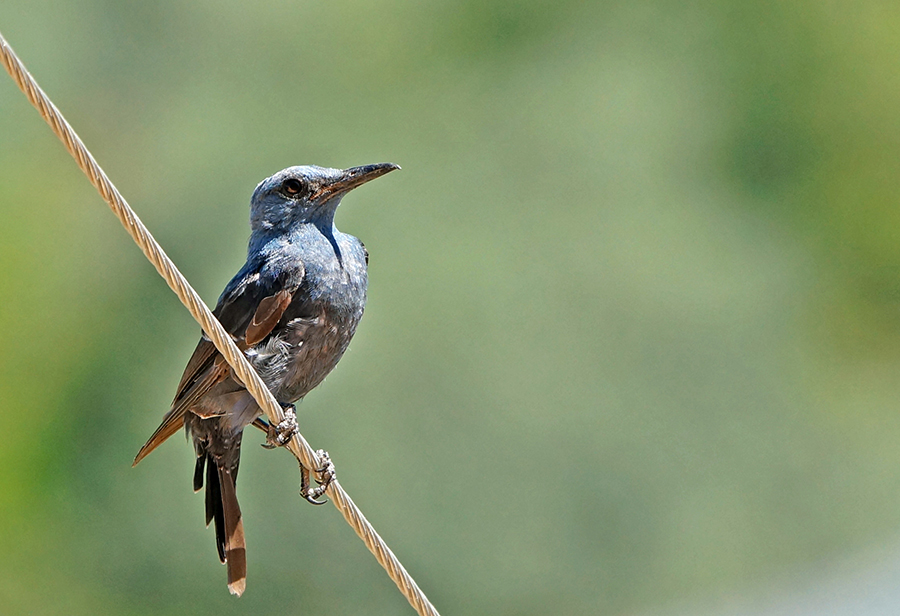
<box><xmin>262</xmin><ymin>404</ymin><xmax>299</xmax><ymax>449</ymax></box>
<box><xmin>301</xmin><ymin>449</ymin><xmax>336</xmax><ymax>505</ymax></box>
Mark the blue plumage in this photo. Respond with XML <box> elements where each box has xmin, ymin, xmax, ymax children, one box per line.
<box><xmin>134</xmin><ymin>163</ymin><xmax>398</xmax><ymax>596</ymax></box>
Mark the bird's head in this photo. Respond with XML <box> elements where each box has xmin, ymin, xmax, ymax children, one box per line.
<box><xmin>249</xmin><ymin>163</ymin><xmax>399</xmax><ymax>233</ymax></box>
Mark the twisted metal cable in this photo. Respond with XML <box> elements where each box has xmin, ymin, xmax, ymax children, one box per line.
<box><xmin>0</xmin><ymin>31</ymin><xmax>438</xmax><ymax>616</ymax></box>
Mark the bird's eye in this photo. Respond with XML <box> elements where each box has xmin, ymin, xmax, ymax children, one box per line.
<box><xmin>282</xmin><ymin>178</ymin><xmax>305</xmax><ymax>197</ymax></box>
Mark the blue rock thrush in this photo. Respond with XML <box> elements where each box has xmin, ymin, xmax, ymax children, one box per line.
<box><xmin>133</xmin><ymin>163</ymin><xmax>399</xmax><ymax>596</ymax></box>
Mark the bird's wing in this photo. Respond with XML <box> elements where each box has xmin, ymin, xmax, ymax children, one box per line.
<box><xmin>132</xmin><ymin>339</ymin><xmax>224</xmax><ymax>466</ymax></box>
<box><xmin>133</xmin><ymin>258</ymin><xmax>305</xmax><ymax>466</ymax></box>
<box><xmin>244</xmin><ymin>289</ymin><xmax>293</xmax><ymax>346</ymax></box>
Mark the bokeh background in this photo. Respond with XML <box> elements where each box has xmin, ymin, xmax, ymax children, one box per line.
<box><xmin>3</xmin><ymin>1</ymin><xmax>900</xmax><ymax>615</ymax></box>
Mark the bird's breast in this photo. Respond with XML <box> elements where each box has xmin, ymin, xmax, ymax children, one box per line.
<box><xmin>249</xmin><ymin>231</ymin><xmax>367</xmax><ymax>402</ymax></box>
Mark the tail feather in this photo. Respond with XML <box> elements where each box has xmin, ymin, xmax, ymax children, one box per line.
<box><xmin>193</xmin><ymin>454</ymin><xmax>206</xmax><ymax>493</ymax></box>
<box><xmin>218</xmin><ymin>466</ymin><xmax>247</xmax><ymax>597</ymax></box>
<box><xmin>187</xmin><ymin>421</ymin><xmax>247</xmax><ymax>596</ymax></box>
<box><xmin>195</xmin><ymin>448</ymin><xmax>247</xmax><ymax>596</ymax></box>
<box><xmin>205</xmin><ymin>456</ymin><xmax>226</xmax><ymax>564</ymax></box>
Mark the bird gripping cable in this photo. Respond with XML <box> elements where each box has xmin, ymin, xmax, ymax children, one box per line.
<box><xmin>0</xmin><ymin>30</ymin><xmax>439</xmax><ymax>616</ymax></box>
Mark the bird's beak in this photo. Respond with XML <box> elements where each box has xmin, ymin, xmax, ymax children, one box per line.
<box><xmin>314</xmin><ymin>163</ymin><xmax>400</xmax><ymax>202</ymax></box>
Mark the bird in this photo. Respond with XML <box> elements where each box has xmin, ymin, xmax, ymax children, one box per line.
<box><xmin>132</xmin><ymin>163</ymin><xmax>399</xmax><ymax>597</ymax></box>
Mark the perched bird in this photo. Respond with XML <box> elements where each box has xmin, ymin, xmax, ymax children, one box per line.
<box><xmin>133</xmin><ymin>163</ymin><xmax>398</xmax><ymax>596</ymax></box>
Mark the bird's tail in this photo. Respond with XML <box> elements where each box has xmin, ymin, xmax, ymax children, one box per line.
<box><xmin>194</xmin><ymin>450</ymin><xmax>247</xmax><ymax>596</ymax></box>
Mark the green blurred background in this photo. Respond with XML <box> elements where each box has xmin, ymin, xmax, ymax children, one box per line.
<box><xmin>3</xmin><ymin>1</ymin><xmax>900</xmax><ymax>614</ymax></box>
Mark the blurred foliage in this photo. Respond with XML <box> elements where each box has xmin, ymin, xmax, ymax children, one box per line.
<box><xmin>3</xmin><ymin>1</ymin><xmax>900</xmax><ymax>615</ymax></box>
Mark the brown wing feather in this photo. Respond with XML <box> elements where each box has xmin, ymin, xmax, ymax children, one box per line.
<box><xmin>133</xmin><ymin>340</ymin><xmax>225</xmax><ymax>466</ymax></box>
<box><xmin>132</xmin><ymin>409</ymin><xmax>187</xmax><ymax>467</ymax></box>
<box><xmin>245</xmin><ymin>289</ymin><xmax>292</xmax><ymax>346</ymax></box>
<box><xmin>173</xmin><ymin>339</ymin><xmax>220</xmax><ymax>398</ymax></box>
<box><xmin>134</xmin><ymin>287</ymin><xmax>295</xmax><ymax>466</ymax></box>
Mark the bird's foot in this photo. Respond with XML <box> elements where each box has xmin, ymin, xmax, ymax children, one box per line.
<box><xmin>262</xmin><ymin>404</ymin><xmax>299</xmax><ymax>449</ymax></box>
<box><xmin>301</xmin><ymin>450</ymin><xmax>336</xmax><ymax>505</ymax></box>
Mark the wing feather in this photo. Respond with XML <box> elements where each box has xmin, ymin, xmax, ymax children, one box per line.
<box><xmin>133</xmin><ymin>258</ymin><xmax>304</xmax><ymax>465</ymax></box>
